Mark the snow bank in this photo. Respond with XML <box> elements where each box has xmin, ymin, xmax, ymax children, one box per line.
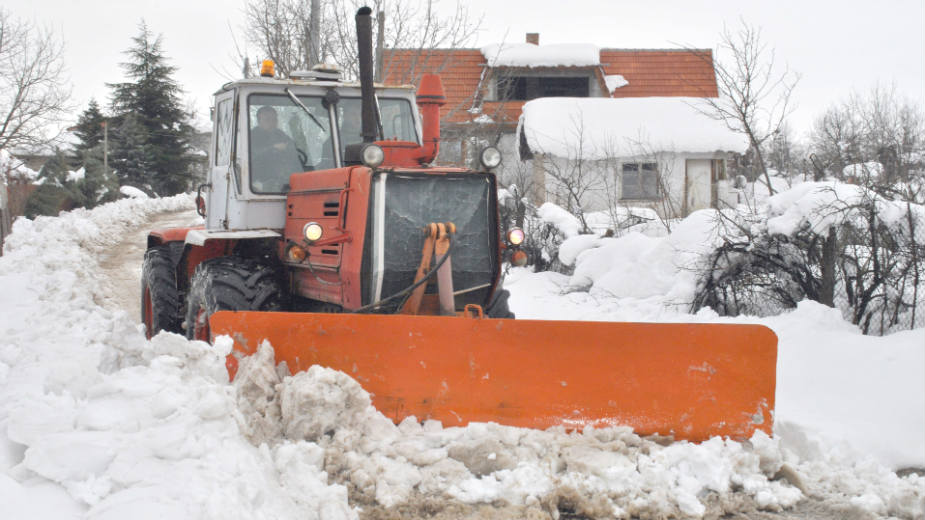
<box><xmin>520</xmin><ymin>98</ymin><xmax>748</xmax><ymax>159</ymax></box>
<box><xmin>481</xmin><ymin>43</ymin><xmax>600</xmax><ymax>68</ymax></box>
<box><xmin>1</xmin><ymin>196</ymin><xmax>350</xmax><ymax>519</ymax></box>
<box><xmin>1</xmin><ymin>189</ymin><xmax>922</xmax><ymax>519</ymax></box>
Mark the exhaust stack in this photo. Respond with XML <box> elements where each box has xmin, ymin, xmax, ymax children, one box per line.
<box><xmin>355</xmin><ymin>7</ymin><xmax>377</xmax><ymax>143</ymax></box>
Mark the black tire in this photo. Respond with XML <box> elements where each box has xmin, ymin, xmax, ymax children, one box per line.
<box><xmin>141</xmin><ymin>245</ymin><xmax>181</xmax><ymax>338</ymax></box>
<box><xmin>184</xmin><ymin>256</ymin><xmax>284</xmax><ymax>341</ymax></box>
<box><xmin>486</xmin><ymin>288</ymin><xmax>515</xmax><ymax>319</ymax></box>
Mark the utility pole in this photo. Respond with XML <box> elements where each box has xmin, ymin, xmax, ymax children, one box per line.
<box><xmin>101</xmin><ymin>120</ymin><xmax>109</xmax><ymax>180</ymax></box>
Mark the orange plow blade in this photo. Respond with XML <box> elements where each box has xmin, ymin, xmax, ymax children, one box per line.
<box><xmin>211</xmin><ymin>311</ymin><xmax>777</xmax><ymax>441</ymax></box>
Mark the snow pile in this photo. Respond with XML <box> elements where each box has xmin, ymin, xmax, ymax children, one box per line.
<box><xmin>233</xmin><ymin>342</ymin><xmax>808</xmax><ymax>518</ymax></box>
<box><xmin>843</xmin><ymin>161</ymin><xmax>884</xmax><ymax>180</ymax></box>
<box><xmin>536</xmin><ymin>202</ymin><xmax>582</xmax><ymax>238</ymax></box>
<box><xmin>766</xmin><ymin>181</ymin><xmax>923</xmax><ymax>235</ymax></box>
<box><xmin>519</xmin><ymin>98</ymin><xmax>748</xmax><ymax>159</ymax></box>
<box><xmin>0</xmin><ymin>149</ymin><xmax>39</xmax><ymax>181</ymax></box>
<box><xmin>481</xmin><ymin>43</ymin><xmax>600</xmax><ymax>68</ymax></box>
<box><xmin>604</xmin><ymin>74</ymin><xmax>629</xmax><ymax>92</ymax></box>
<box><xmin>563</xmin><ymin>209</ymin><xmax>722</xmax><ymax>302</ymax></box>
<box><xmin>1</xmin><ymin>191</ymin><xmax>922</xmax><ymax>519</ymax></box>
<box><xmin>0</xmin><ymin>195</ymin><xmax>351</xmax><ymax>519</ymax></box>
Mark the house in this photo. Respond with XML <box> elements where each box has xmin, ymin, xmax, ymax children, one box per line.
<box><xmin>382</xmin><ymin>34</ymin><xmax>746</xmax><ymax>219</ymax></box>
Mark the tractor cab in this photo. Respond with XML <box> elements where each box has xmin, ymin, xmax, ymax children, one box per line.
<box><xmin>204</xmin><ymin>64</ymin><xmax>423</xmax><ymax>232</ymax></box>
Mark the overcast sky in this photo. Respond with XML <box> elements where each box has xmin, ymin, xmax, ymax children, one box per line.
<box><xmin>6</xmin><ymin>0</ymin><xmax>924</xmax><ymax>136</ymax></box>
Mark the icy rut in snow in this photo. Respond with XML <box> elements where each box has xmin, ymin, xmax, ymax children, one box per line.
<box><xmin>0</xmin><ymin>196</ymin><xmax>922</xmax><ymax>519</ymax></box>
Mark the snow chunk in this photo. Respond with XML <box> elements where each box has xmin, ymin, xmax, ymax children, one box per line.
<box><xmin>481</xmin><ymin>43</ymin><xmax>600</xmax><ymax>68</ymax></box>
<box><xmin>521</xmin><ymin>97</ymin><xmax>748</xmax><ymax>159</ymax></box>
<box><xmin>65</xmin><ymin>167</ymin><xmax>85</xmax><ymax>183</ymax></box>
<box><xmin>605</xmin><ymin>74</ymin><xmax>629</xmax><ymax>92</ymax></box>
<box><xmin>119</xmin><ymin>186</ymin><xmax>149</xmax><ymax>199</ymax></box>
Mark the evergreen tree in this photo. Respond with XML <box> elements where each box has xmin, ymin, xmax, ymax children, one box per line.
<box><xmin>72</xmin><ymin>99</ymin><xmax>106</xmax><ymax>156</ymax></box>
<box><xmin>70</xmin><ymin>100</ymin><xmax>120</xmax><ymax>208</ymax></box>
<box><xmin>109</xmin><ymin>22</ymin><xmax>194</xmax><ymax>195</ymax></box>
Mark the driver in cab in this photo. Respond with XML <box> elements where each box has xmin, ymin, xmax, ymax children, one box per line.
<box><xmin>250</xmin><ymin>106</ymin><xmax>303</xmax><ymax>192</ymax></box>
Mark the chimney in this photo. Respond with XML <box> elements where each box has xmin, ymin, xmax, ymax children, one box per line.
<box><xmin>526</xmin><ymin>33</ymin><xmax>539</xmax><ymax>45</ymax></box>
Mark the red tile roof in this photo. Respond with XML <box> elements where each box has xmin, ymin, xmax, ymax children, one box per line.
<box><xmin>382</xmin><ymin>47</ymin><xmax>717</xmax><ymax>125</ymax></box>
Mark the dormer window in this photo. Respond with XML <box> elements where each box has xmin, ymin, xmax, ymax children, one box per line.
<box><xmin>495</xmin><ymin>75</ymin><xmax>591</xmax><ymax>101</ymax></box>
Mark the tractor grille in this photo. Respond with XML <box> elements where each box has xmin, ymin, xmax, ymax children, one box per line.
<box><xmin>363</xmin><ymin>171</ymin><xmax>499</xmax><ymax>311</ymax></box>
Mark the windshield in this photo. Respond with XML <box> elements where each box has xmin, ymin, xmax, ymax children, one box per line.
<box><xmin>248</xmin><ymin>93</ymin><xmax>334</xmax><ymax>194</ymax></box>
<box><xmin>247</xmin><ymin>93</ymin><xmax>418</xmax><ymax>194</ymax></box>
<box><xmin>336</xmin><ymin>97</ymin><xmax>418</xmax><ymax>159</ymax></box>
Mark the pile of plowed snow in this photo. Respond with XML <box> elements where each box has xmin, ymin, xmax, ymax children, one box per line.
<box><xmin>1</xmin><ymin>196</ymin><xmax>922</xmax><ymax>519</ymax></box>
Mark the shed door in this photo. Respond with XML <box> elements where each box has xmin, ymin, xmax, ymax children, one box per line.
<box><xmin>686</xmin><ymin>159</ymin><xmax>712</xmax><ymax>213</ymax></box>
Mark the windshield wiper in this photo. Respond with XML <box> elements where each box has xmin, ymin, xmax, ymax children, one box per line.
<box><xmin>285</xmin><ymin>88</ymin><xmax>326</xmax><ymax>131</ymax></box>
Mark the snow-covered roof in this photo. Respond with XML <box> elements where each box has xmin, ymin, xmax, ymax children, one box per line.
<box><xmin>519</xmin><ymin>97</ymin><xmax>748</xmax><ymax>159</ymax></box>
<box><xmin>480</xmin><ymin>43</ymin><xmax>601</xmax><ymax>68</ymax></box>
<box><xmin>0</xmin><ymin>149</ymin><xmax>39</xmax><ymax>181</ymax></box>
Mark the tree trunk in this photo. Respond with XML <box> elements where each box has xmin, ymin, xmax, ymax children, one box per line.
<box><xmin>819</xmin><ymin>226</ymin><xmax>837</xmax><ymax>307</ymax></box>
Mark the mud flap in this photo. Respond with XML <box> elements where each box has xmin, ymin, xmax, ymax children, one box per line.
<box><xmin>211</xmin><ymin>311</ymin><xmax>777</xmax><ymax>441</ymax></box>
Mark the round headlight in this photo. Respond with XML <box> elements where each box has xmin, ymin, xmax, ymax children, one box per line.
<box><xmin>303</xmin><ymin>222</ymin><xmax>323</xmax><ymax>242</ymax></box>
<box><xmin>479</xmin><ymin>146</ymin><xmax>502</xmax><ymax>169</ymax></box>
<box><xmin>361</xmin><ymin>144</ymin><xmax>385</xmax><ymax>168</ymax></box>
<box><xmin>506</xmin><ymin>227</ymin><xmax>525</xmax><ymax>246</ymax></box>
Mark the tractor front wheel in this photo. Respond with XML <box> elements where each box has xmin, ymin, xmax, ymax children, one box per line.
<box><xmin>141</xmin><ymin>245</ymin><xmax>181</xmax><ymax>338</ymax></box>
<box><xmin>486</xmin><ymin>288</ymin><xmax>515</xmax><ymax>319</ymax></box>
<box><xmin>184</xmin><ymin>256</ymin><xmax>284</xmax><ymax>341</ymax></box>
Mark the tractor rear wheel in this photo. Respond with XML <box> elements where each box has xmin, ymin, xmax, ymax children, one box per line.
<box><xmin>184</xmin><ymin>256</ymin><xmax>284</xmax><ymax>341</ymax></box>
<box><xmin>486</xmin><ymin>288</ymin><xmax>515</xmax><ymax>319</ymax></box>
<box><xmin>141</xmin><ymin>245</ymin><xmax>181</xmax><ymax>338</ymax></box>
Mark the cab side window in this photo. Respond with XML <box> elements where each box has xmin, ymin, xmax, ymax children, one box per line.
<box><xmin>214</xmin><ymin>99</ymin><xmax>233</xmax><ymax>167</ymax></box>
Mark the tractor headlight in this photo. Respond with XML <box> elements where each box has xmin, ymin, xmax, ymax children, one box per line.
<box><xmin>361</xmin><ymin>144</ymin><xmax>385</xmax><ymax>168</ymax></box>
<box><xmin>303</xmin><ymin>222</ymin><xmax>323</xmax><ymax>242</ymax></box>
<box><xmin>506</xmin><ymin>227</ymin><xmax>525</xmax><ymax>246</ymax></box>
<box><xmin>479</xmin><ymin>146</ymin><xmax>502</xmax><ymax>169</ymax></box>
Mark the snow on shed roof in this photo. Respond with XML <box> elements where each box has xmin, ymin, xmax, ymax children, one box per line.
<box><xmin>519</xmin><ymin>97</ymin><xmax>748</xmax><ymax>159</ymax></box>
<box><xmin>481</xmin><ymin>43</ymin><xmax>601</xmax><ymax>68</ymax></box>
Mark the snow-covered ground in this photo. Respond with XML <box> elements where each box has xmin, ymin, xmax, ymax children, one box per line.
<box><xmin>0</xmin><ymin>196</ymin><xmax>923</xmax><ymax>519</ymax></box>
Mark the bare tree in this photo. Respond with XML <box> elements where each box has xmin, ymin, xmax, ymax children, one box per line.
<box><xmin>693</xmin><ymin>20</ymin><xmax>798</xmax><ymax>195</ymax></box>
<box><xmin>0</xmin><ymin>8</ymin><xmax>71</xmax><ymax>153</ymax></box>
<box><xmin>811</xmin><ymin>85</ymin><xmax>924</xmax><ymax>192</ymax></box>
<box><xmin>238</xmin><ymin>0</ymin><xmax>481</xmax><ymax>80</ymax></box>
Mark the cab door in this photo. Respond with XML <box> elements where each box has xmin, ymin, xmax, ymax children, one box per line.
<box><xmin>207</xmin><ymin>92</ymin><xmax>237</xmax><ymax>229</ymax></box>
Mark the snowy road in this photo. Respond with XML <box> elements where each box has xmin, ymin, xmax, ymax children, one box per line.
<box><xmin>1</xmin><ymin>199</ymin><xmax>922</xmax><ymax>519</ymax></box>
<box><xmin>97</xmin><ymin>209</ymin><xmax>200</xmax><ymax>319</ymax></box>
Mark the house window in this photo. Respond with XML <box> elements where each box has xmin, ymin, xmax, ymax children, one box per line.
<box><xmin>495</xmin><ymin>76</ymin><xmax>590</xmax><ymax>101</ymax></box>
<box><xmin>621</xmin><ymin>162</ymin><xmax>659</xmax><ymax>200</ymax></box>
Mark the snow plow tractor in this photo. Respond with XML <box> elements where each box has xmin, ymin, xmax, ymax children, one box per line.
<box><xmin>141</xmin><ymin>7</ymin><xmax>777</xmax><ymax>442</ymax></box>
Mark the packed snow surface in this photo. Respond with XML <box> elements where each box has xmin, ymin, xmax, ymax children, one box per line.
<box><xmin>0</xmin><ymin>191</ymin><xmax>922</xmax><ymax>519</ymax></box>
<box><xmin>519</xmin><ymin>97</ymin><xmax>749</xmax><ymax>159</ymax></box>
<box><xmin>481</xmin><ymin>43</ymin><xmax>601</xmax><ymax>68</ymax></box>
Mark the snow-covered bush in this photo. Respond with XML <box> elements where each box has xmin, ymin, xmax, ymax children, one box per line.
<box><xmin>693</xmin><ymin>182</ymin><xmax>925</xmax><ymax>334</ymax></box>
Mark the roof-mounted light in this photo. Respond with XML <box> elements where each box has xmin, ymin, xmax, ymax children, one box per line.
<box><xmin>260</xmin><ymin>59</ymin><xmax>275</xmax><ymax>78</ymax></box>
